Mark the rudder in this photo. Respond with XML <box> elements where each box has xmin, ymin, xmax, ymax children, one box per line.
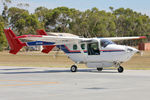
<box><xmin>36</xmin><ymin>29</ymin><xmax>56</xmax><ymax>54</ymax></box>
<box><xmin>36</xmin><ymin>29</ymin><xmax>47</xmax><ymax>35</ymax></box>
<box><xmin>4</xmin><ymin>29</ymin><xmax>26</xmax><ymax>54</ymax></box>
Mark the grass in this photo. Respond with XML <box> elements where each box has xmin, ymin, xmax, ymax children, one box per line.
<box><xmin>0</xmin><ymin>51</ymin><xmax>77</xmax><ymax>67</ymax></box>
<box><xmin>122</xmin><ymin>51</ymin><xmax>150</xmax><ymax>70</ymax></box>
<box><xmin>0</xmin><ymin>51</ymin><xmax>150</xmax><ymax>69</ymax></box>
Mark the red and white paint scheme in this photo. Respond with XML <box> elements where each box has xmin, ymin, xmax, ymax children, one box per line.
<box><xmin>4</xmin><ymin>28</ymin><xmax>146</xmax><ymax>73</ymax></box>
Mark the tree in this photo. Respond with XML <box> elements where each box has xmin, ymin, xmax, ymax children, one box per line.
<box><xmin>35</xmin><ymin>6</ymin><xmax>49</xmax><ymax>23</ymax></box>
<box><xmin>0</xmin><ymin>22</ymin><xmax>7</xmax><ymax>51</ymax></box>
<box><xmin>7</xmin><ymin>7</ymin><xmax>42</xmax><ymax>35</ymax></box>
<box><xmin>17</xmin><ymin>3</ymin><xmax>30</xmax><ymax>9</ymax></box>
<box><xmin>8</xmin><ymin>7</ymin><xmax>28</xmax><ymax>29</ymax></box>
<box><xmin>15</xmin><ymin>18</ymin><xmax>25</xmax><ymax>35</ymax></box>
<box><xmin>0</xmin><ymin>4</ymin><xmax>149</xmax><ymax>47</ymax></box>
<box><xmin>109</xmin><ymin>6</ymin><xmax>114</xmax><ymax>12</ymax></box>
<box><xmin>0</xmin><ymin>0</ymin><xmax>11</xmax><ymax>25</ymax></box>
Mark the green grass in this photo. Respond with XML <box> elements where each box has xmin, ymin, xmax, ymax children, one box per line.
<box><xmin>0</xmin><ymin>51</ymin><xmax>150</xmax><ymax>69</ymax></box>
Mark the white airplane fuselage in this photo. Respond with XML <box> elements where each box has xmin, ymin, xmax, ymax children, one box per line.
<box><xmin>60</xmin><ymin>39</ymin><xmax>139</xmax><ymax>68</ymax></box>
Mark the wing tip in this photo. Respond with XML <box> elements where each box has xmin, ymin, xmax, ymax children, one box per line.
<box><xmin>139</xmin><ymin>36</ymin><xmax>147</xmax><ymax>39</ymax></box>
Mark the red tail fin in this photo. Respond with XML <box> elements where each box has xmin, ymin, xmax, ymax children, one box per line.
<box><xmin>36</xmin><ymin>29</ymin><xmax>55</xmax><ymax>54</ymax></box>
<box><xmin>4</xmin><ymin>29</ymin><xmax>26</xmax><ymax>54</ymax></box>
<box><xmin>36</xmin><ymin>29</ymin><xmax>47</xmax><ymax>35</ymax></box>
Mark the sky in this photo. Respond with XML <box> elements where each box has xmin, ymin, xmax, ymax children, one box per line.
<box><xmin>1</xmin><ymin>0</ymin><xmax>150</xmax><ymax>16</ymax></box>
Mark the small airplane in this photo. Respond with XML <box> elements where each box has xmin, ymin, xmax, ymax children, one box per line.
<box><xmin>4</xmin><ymin>28</ymin><xmax>146</xmax><ymax>73</ymax></box>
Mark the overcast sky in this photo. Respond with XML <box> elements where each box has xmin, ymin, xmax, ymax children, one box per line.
<box><xmin>1</xmin><ymin>0</ymin><xmax>150</xmax><ymax>16</ymax></box>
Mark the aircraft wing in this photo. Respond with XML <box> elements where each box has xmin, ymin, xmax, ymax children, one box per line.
<box><xmin>19</xmin><ymin>35</ymin><xmax>146</xmax><ymax>44</ymax></box>
<box><xmin>100</xmin><ymin>36</ymin><xmax>146</xmax><ymax>41</ymax></box>
<box><xmin>17</xmin><ymin>35</ymin><xmax>93</xmax><ymax>45</ymax></box>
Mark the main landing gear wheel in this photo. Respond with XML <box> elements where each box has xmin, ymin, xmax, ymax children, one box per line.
<box><xmin>97</xmin><ymin>68</ymin><xmax>103</xmax><ymax>71</ymax></box>
<box><xmin>118</xmin><ymin>66</ymin><xmax>124</xmax><ymax>73</ymax></box>
<box><xmin>70</xmin><ymin>65</ymin><xmax>77</xmax><ymax>72</ymax></box>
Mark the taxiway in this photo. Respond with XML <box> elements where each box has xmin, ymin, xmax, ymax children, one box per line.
<box><xmin>0</xmin><ymin>66</ymin><xmax>150</xmax><ymax>100</ymax></box>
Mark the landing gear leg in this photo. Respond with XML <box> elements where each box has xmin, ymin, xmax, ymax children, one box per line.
<box><xmin>118</xmin><ymin>66</ymin><xmax>124</xmax><ymax>73</ymax></box>
<box><xmin>97</xmin><ymin>68</ymin><xmax>103</xmax><ymax>71</ymax></box>
<box><xmin>70</xmin><ymin>65</ymin><xmax>77</xmax><ymax>72</ymax></box>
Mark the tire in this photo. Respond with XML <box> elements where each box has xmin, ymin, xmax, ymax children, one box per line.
<box><xmin>70</xmin><ymin>65</ymin><xmax>77</xmax><ymax>72</ymax></box>
<box><xmin>118</xmin><ymin>66</ymin><xmax>124</xmax><ymax>73</ymax></box>
<box><xmin>97</xmin><ymin>68</ymin><xmax>103</xmax><ymax>71</ymax></box>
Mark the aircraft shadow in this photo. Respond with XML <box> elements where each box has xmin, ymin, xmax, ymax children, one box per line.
<box><xmin>0</xmin><ymin>68</ymin><xmax>118</xmax><ymax>74</ymax></box>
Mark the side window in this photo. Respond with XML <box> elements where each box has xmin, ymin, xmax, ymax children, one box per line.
<box><xmin>81</xmin><ymin>44</ymin><xmax>85</xmax><ymax>50</ymax></box>
<box><xmin>101</xmin><ymin>39</ymin><xmax>115</xmax><ymax>48</ymax></box>
<box><xmin>73</xmin><ymin>44</ymin><xmax>77</xmax><ymax>50</ymax></box>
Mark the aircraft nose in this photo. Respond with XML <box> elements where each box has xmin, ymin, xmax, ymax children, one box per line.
<box><xmin>126</xmin><ymin>46</ymin><xmax>139</xmax><ymax>53</ymax></box>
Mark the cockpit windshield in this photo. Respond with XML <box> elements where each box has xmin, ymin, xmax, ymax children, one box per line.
<box><xmin>101</xmin><ymin>39</ymin><xmax>115</xmax><ymax>47</ymax></box>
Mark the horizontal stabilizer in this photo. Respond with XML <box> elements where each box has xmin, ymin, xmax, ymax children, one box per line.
<box><xmin>42</xmin><ymin>45</ymin><xmax>56</xmax><ymax>53</ymax></box>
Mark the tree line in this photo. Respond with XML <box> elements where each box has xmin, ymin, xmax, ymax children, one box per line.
<box><xmin>0</xmin><ymin>0</ymin><xmax>150</xmax><ymax>51</ymax></box>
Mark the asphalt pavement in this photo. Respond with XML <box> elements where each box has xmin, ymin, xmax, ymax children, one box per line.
<box><xmin>0</xmin><ymin>66</ymin><xmax>150</xmax><ymax>100</ymax></box>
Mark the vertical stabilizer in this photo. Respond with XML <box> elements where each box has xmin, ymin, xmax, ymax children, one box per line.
<box><xmin>36</xmin><ymin>29</ymin><xmax>47</xmax><ymax>35</ymax></box>
<box><xmin>36</xmin><ymin>29</ymin><xmax>56</xmax><ymax>53</ymax></box>
<box><xmin>4</xmin><ymin>29</ymin><xmax>26</xmax><ymax>54</ymax></box>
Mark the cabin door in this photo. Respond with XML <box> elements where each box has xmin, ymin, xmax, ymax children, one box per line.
<box><xmin>87</xmin><ymin>42</ymin><xmax>100</xmax><ymax>55</ymax></box>
<box><xmin>87</xmin><ymin>42</ymin><xmax>102</xmax><ymax>63</ymax></box>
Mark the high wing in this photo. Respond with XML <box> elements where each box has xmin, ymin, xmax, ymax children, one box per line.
<box><xmin>100</xmin><ymin>36</ymin><xmax>146</xmax><ymax>41</ymax></box>
<box><xmin>19</xmin><ymin>35</ymin><xmax>146</xmax><ymax>44</ymax></box>
<box><xmin>18</xmin><ymin>35</ymin><xmax>94</xmax><ymax>45</ymax></box>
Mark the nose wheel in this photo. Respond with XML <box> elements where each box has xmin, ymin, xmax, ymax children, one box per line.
<box><xmin>118</xmin><ymin>66</ymin><xmax>124</xmax><ymax>73</ymax></box>
<box><xmin>70</xmin><ymin>65</ymin><xmax>77</xmax><ymax>72</ymax></box>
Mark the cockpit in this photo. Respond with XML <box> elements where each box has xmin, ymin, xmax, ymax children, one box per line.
<box><xmin>87</xmin><ymin>39</ymin><xmax>115</xmax><ymax>55</ymax></box>
<box><xmin>100</xmin><ymin>39</ymin><xmax>115</xmax><ymax>48</ymax></box>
